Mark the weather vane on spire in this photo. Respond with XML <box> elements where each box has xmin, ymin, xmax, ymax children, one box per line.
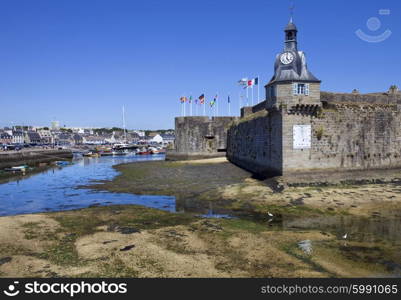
<box><xmin>289</xmin><ymin>1</ymin><xmax>295</xmax><ymax>22</ymax></box>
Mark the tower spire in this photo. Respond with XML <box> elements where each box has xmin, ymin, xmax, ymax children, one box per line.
<box><xmin>289</xmin><ymin>1</ymin><xmax>295</xmax><ymax>23</ymax></box>
<box><xmin>284</xmin><ymin>15</ymin><xmax>298</xmax><ymax>51</ymax></box>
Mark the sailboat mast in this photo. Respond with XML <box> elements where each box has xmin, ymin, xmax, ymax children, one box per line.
<box><xmin>122</xmin><ymin>105</ymin><xmax>127</xmax><ymax>143</ymax></box>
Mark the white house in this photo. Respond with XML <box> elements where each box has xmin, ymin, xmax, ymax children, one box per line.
<box><xmin>150</xmin><ymin>134</ymin><xmax>163</xmax><ymax>144</ymax></box>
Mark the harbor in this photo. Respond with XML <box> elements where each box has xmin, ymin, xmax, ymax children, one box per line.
<box><xmin>0</xmin><ymin>144</ymin><xmax>167</xmax><ymax>180</ymax></box>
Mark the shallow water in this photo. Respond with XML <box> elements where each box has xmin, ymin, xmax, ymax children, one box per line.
<box><xmin>1</xmin><ymin>154</ymin><xmax>401</xmax><ymax>275</ymax></box>
<box><xmin>0</xmin><ymin>154</ymin><xmax>176</xmax><ymax>216</ymax></box>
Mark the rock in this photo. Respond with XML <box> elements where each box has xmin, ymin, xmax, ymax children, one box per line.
<box><xmin>120</xmin><ymin>245</ymin><xmax>135</xmax><ymax>251</ymax></box>
<box><xmin>118</xmin><ymin>227</ymin><xmax>141</xmax><ymax>234</ymax></box>
<box><xmin>0</xmin><ymin>257</ymin><xmax>12</xmax><ymax>265</ymax></box>
<box><xmin>107</xmin><ymin>224</ymin><xmax>140</xmax><ymax>234</ymax></box>
<box><xmin>298</xmin><ymin>240</ymin><xmax>313</xmax><ymax>255</ymax></box>
<box><xmin>290</xmin><ymin>197</ymin><xmax>305</xmax><ymax>206</ymax></box>
<box><xmin>103</xmin><ymin>240</ymin><xmax>118</xmax><ymax>245</ymax></box>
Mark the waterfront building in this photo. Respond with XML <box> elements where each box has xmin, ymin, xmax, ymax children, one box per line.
<box><xmin>0</xmin><ymin>132</ymin><xmax>12</xmax><ymax>145</ymax></box>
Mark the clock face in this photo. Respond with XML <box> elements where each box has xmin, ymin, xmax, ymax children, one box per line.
<box><xmin>280</xmin><ymin>52</ymin><xmax>294</xmax><ymax>65</ymax></box>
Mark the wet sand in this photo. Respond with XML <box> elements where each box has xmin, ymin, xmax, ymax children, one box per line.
<box><xmin>1</xmin><ymin>158</ymin><xmax>401</xmax><ymax>277</ymax></box>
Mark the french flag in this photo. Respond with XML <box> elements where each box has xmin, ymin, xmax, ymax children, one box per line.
<box><xmin>245</xmin><ymin>77</ymin><xmax>259</xmax><ymax>88</ymax></box>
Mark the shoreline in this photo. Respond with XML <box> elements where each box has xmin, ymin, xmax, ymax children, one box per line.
<box><xmin>1</xmin><ymin>158</ymin><xmax>401</xmax><ymax>277</ymax></box>
<box><xmin>0</xmin><ymin>149</ymin><xmax>73</xmax><ymax>169</ymax></box>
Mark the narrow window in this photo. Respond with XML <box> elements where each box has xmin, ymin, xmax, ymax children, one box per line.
<box><xmin>297</xmin><ymin>83</ymin><xmax>305</xmax><ymax>95</ymax></box>
<box><xmin>293</xmin><ymin>83</ymin><xmax>298</xmax><ymax>95</ymax></box>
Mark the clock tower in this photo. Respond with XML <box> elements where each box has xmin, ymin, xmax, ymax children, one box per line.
<box><xmin>265</xmin><ymin>19</ymin><xmax>321</xmax><ymax>110</ymax></box>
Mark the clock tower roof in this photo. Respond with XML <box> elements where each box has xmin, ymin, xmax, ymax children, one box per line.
<box><xmin>267</xmin><ymin>19</ymin><xmax>320</xmax><ymax>85</ymax></box>
<box><xmin>285</xmin><ymin>18</ymin><xmax>297</xmax><ymax>32</ymax></box>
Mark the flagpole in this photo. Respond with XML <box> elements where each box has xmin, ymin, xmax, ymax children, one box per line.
<box><xmin>238</xmin><ymin>92</ymin><xmax>240</xmax><ymax>112</ymax></box>
<box><xmin>246</xmin><ymin>87</ymin><xmax>248</xmax><ymax>106</ymax></box>
<box><xmin>190</xmin><ymin>95</ymin><xmax>192</xmax><ymax>116</ymax></box>
<box><xmin>216</xmin><ymin>93</ymin><xmax>219</xmax><ymax>117</ymax></box>
<box><xmin>228</xmin><ymin>95</ymin><xmax>231</xmax><ymax>116</ymax></box>
<box><xmin>251</xmin><ymin>85</ymin><xmax>254</xmax><ymax>106</ymax></box>
<box><xmin>257</xmin><ymin>75</ymin><xmax>260</xmax><ymax>103</ymax></box>
<box><xmin>203</xmin><ymin>95</ymin><xmax>206</xmax><ymax>116</ymax></box>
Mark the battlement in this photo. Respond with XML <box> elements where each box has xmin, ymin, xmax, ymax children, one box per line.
<box><xmin>321</xmin><ymin>90</ymin><xmax>401</xmax><ymax>105</ymax></box>
<box><xmin>166</xmin><ymin>116</ymin><xmax>238</xmax><ymax>160</ymax></box>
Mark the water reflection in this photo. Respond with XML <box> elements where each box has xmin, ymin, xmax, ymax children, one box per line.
<box><xmin>281</xmin><ymin>214</ymin><xmax>401</xmax><ymax>244</ymax></box>
<box><xmin>0</xmin><ymin>155</ymin><xmax>176</xmax><ymax>216</ymax></box>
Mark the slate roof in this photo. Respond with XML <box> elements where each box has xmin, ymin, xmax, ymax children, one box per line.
<box><xmin>268</xmin><ymin>21</ymin><xmax>320</xmax><ymax>85</ymax></box>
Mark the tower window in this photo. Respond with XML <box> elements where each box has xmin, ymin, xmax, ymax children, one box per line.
<box><xmin>293</xmin><ymin>83</ymin><xmax>310</xmax><ymax>96</ymax></box>
<box><xmin>298</xmin><ymin>84</ymin><xmax>305</xmax><ymax>94</ymax></box>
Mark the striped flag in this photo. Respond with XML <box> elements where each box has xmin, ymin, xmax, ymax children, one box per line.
<box><xmin>180</xmin><ymin>96</ymin><xmax>187</xmax><ymax>103</ymax></box>
<box><xmin>199</xmin><ymin>94</ymin><xmax>205</xmax><ymax>104</ymax></box>
<box><xmin>244</xmin><ymin>77</ymin><xmax>259</xmax><ymax>89</ymax></box>
<box><xmin>228</xmin><ymin>95</ymin><xmax>231</xmax><ymax>103</ymax></box>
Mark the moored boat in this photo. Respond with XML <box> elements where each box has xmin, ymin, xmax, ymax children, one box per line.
<box><xmin>4</xmin><ymin>165</ymin><xmax>28</xmax><ymax>174</ymax></box>
<box><xmin>55</xmin><ymin>161</ymin><xmax>72</xmax><ymax>166</ymax></box>
<box><xmin>83</xmin><ymin>151</ymin><xmax>100</xmax><ymax>157</ymax></box>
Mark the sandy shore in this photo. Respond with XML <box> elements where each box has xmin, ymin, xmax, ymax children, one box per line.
<box><xmin>1</xmin><ymin>158</ymin><xmax>401</xmax><ymax>277</ymax></box>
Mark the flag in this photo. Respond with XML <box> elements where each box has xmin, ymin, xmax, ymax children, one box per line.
<box><xmin>189</xmin><ymin>95</ymin><xmax>192</xmax><ymax>103</ymax></box>
<box><xmin>244</xmin><ymin>77</ymin><xmax>259</xmax><ymax>89</ymax></box>
<box><xmin>210</xmin><ymin>95</ymin><xmax>217</xmax><ymax>107</ymax></box>
<box><xmin>199</xmin><ymin>94</ymin><xmax>205</xmax><ymax>104</ymax></box>
<box><xmin>238</xmin><ymin>78</ymin><xmax>248</xmax><ymax>86</ymax></box>
<box><xmin>180</xmin><ymin>96</ymin><xmax>187</xmax><ymax>103</ymax></box>
<box><xmin>228</xmin><ymin>95</ymin><xmax>231</xmax><ymax>103</ymax></box>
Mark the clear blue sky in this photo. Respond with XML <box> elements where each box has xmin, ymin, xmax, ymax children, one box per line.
<box><xmin>0</xmin><ymin>0</ymin><xmax>400</xmax><ymax>129</ymax></box>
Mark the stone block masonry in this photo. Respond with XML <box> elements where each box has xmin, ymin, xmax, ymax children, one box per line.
<box><xmin>227</xmin><ymin>101</ymin><xmax>401</xmax><ymax>176</ymax></box>
<box><xmin>0</xmin><ymin>149</ymin><xmax>73</xmax><ymax>169</ymax></box>
<box><xmin>227</xmin><ymin>110</ymin><xmax>283</xmax><ymax>176</ymax></box>
<box><xmin>166</xmin><ymin>116</ymin><xmax>238</xmax><ymax>160</ymax></box>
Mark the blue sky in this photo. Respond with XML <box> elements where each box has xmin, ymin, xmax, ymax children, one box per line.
<box><xmin>0</xmin><ymin>0</ymin><xmax>400</xmax><ymax>129</ymax></box>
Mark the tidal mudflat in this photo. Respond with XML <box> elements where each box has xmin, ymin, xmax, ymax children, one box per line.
<box><xmin>1</xmin><ymin>157</ymin><xmax>401</xmax><ymax>277</ymax></box>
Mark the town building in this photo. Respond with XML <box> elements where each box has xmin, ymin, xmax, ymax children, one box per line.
<box><xmin>24</xmin><ymin>131</ymin><xmax>42</xmax><ymax>144</ymax></box>
<box><xmin>160</xmin><ymin>134</ymin><xmax>175</xmax><ymax>146</ymax></box>
<box><xmin>11</xmin><ymin>130</ymin><xmax>24</xmax><ymax>144</ymax></box>
<box><xmin>37</xmin><ymin>128</ymin><xmax>54</xmax><ymax>144</ymax></box>
<box><xmin>0</xmin><ymin>132</ymin><xmax>12</xmax><ymax>145</ymax></box>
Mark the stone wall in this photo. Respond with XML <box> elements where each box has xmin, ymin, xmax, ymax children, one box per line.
<box><xmin>227</xmin><ymin>110</ymin><xmax>283</xmax><ymax>175</ymax></box>
<box><xmin>0</xmin><ymin>149</ymin><xmax>73</xmax><ymax>169</ymax></box>
<box><xmin>267</xmin><ymin>83</ymin><xmax>321</xmax><ymax>109</ymax></box>
<box><xmin>227</xmin><ymin>103</ymin><xmax>401</xmax><ymax>176</ymax></box>
<box><xmin>296</xmin><ymin>103</ymin><xmax>401</xmax><ymax>172</ymax></box>
<box><xmin>166</xmin><ymin>116</ymin><xmax>238</xmax><ymax>160</ymax></box>
<box><xmin>321</xmin><ymin>91</ymin><xmax>400</xmax><ymax>105</ymax></box>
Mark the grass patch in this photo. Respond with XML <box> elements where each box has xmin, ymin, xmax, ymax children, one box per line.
<box><xmin>38</xmin><ymin>205</ymin><xmax>196</xmax><ymax>267</ymax></box>
<box><xmin>221</xmin><ymin>218</ymin><xmax>266</xmax><ymax>234</ymax></box>
<box><xmin>98</xmin><ymin>258</ymin><xmax>140</xmax><ymax>277</ymax></box>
